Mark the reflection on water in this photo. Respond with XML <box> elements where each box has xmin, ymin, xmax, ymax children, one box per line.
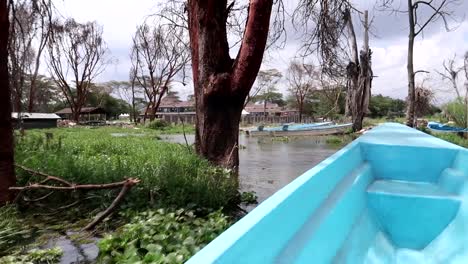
<box><xmin>161</xmin><ymin>134</ymin><xmax>338</xmax><ymax>203</ymax></box>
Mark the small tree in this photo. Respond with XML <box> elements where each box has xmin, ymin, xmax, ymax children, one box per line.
<box><xmin>131</xmin><ymin>21</ymin><xmax>189</xmax><ymax>122</ymax></box>
<box><xmin>253</xmin><ymin>69</ymin><xmax>282</xmax><ymax>116</ymax></box>
<box><xmin>47</xmin><ymin>19</ymin><xmax>109</xmax><ymax>122</ymax></box>
<box><xmin>287</xmin><ymin>61</ymin><xmax>319</xmax><ymax>122</ymax></box>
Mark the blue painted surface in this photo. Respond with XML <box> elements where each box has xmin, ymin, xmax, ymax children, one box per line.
<box><xmin>187</xmin><ymin>123</ymin><xmax>468</xmax><ymax>264</ymax></box>
<box><xmin>427</xmin><ymin>121</ymin><xmax>468</xmax><ymax>132</ymax></box>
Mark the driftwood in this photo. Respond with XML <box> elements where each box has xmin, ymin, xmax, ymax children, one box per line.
<box><xmin>11</xmin><ymin>164</ymin><xmax>140</xmax><ymax>230</ymax></box>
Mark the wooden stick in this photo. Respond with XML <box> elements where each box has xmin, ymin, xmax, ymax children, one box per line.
<box><xmin>83</xmin><ymin>178</ymin><xmax>140</xmax><ymax>231</ymax></box>
<box><xmin>9</xmin><ymin>179</ymin><xmax>138</xmax><ymax>191</ymax></box>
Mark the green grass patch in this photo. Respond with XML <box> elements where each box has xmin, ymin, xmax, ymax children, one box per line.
<box><xmin>15</xmin><ymin>127</ymin><xmax>238</xmax><ymax>210</ymax></box>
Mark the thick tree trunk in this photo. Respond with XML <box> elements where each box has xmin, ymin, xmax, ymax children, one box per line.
<box><xmin>406</xmin><ymin>0</ymin><xmax>416</xmax><ymax>127</ymax></box>
<box><xmin>0</xmin><ymin>0</ymin><xmax>16</xmax><ymax>205</ymax></box>
<box><xmin>188</xmin><ymin>0</ymin><xmax>272</xmax><ymax>171</ymax></box>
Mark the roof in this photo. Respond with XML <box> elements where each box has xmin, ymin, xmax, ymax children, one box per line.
<box><xmin>55</xmin><ymin>107</ymin><xmax>106</xmax><ymax>114</ymax></box>
<box><xmin>12</xmin><ymin>112</ymin><xmax>61</xmax><ymax>120</ymax></box>
<box><xmin>159</xmin><ymin>100</ymin><xmax>195</xmax><ymax>108</ymax></box>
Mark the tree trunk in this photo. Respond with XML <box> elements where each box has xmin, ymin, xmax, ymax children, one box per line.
<box><xmin>406</xmin><ymin>0</ymin><xmax>416</xmax><ymax>127</ymax></box>
<box><xmin>0</xmin><ymin>0</ymin><xmax>16</xmax><ymax>205</ymax></box>
<box><xmin>188</xmin><ymin>0</ymin><xmax>272</xmax><ymax>171</ymax></box>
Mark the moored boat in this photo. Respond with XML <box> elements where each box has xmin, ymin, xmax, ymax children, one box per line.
<box><xmin>427</xmin><ymin>121</ymin><xmax>468</xmax><ymax>133</ymax></box>
<box><xmin>188</xmin><ymin>123</ymin><xmax>468</xmax><ymax>264</ymax></box>
<box><xmin>246</xmin><ymin>122</ymin><xmax>352</xmax><ymax>137</ymax></box>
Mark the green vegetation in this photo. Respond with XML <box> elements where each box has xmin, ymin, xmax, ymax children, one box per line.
<box><xmin>0</xmin><ymin>247</ymin><xmax>62</xmax><ymax>264</ymax></box>
<box><xmin>0</xmin><ymin>206</ymin><xmax>32</xmax><ymax>255</ymax></box>
<box><xmin>15</xmin><ymin>128</ymin><xmax>236</xmax><ymax>210</ymax></box>
<box><xmin>368</xmin><ymin>94</ymin><xmax>406</xmax><ymax>118</ymax></box>
<box><xmin>98</xmin><ymin>209</ymin><xmax>230</xmax><ymax>263</ymax></box>
<box><xmin>429</xmin><ymin>132</ymin><xmax>468</xmax><ymax>148</ymax></box>
<box><xmin>445</xmin><ymin>98</ymin><xmax>467</xmax><ymax>128</ymax></box>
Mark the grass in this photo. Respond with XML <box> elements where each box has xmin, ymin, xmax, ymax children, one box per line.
<box><xmin>428</xmin><ymin>132</ymin><xmax>468</xmax><ymax>148</ymax></box>
<box><xmin>15</xmin><ymin>127</ymin><xmax>238</xmax><ymax>210</ymax></box>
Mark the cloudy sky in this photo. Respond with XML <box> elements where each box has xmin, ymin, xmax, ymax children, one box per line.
<box><xmin>52</xmin><ymin>0</ymin><xmax>468</xmax><ymax>103</ymax></box>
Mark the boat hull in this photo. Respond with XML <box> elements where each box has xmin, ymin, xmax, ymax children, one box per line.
<box><xmin>247</xmin><ymin>123</ymin><xmax>352</xmax><ymax>137</ymax></box>
<box><xmin>188</xmin><ymin>123</ymin><xmax>468</xmax><ymax>264</ymax></box>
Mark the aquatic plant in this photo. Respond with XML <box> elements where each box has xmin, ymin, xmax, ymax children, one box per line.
<box><xmin>0</xmin><ymin>247</ymin><xmax>62</xmax><ymax>264</ymax></box>
<box><xmin>98</xmin><ymin>208</ymin><xmax>230</xmax><ymax>263</ymax></box>
<box><xmin>15</xmin><ymin>128</ymin><xmax>238</xmax><ymax>210</ymax></box>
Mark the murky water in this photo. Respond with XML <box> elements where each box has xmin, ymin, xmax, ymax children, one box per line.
<box><xmin>161</xmin><ymin>134</ymin><xmax>339</xmax><ymax>203</ymax></box>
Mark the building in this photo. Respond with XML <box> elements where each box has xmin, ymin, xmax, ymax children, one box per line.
<box><xmin>243</xmin><ymin>103</ymin><xmax>299</xmax><ymax>117</ymax></box>
<box><xmin>55</xmin><ymin>107</ymin><xmax>107</xmax><ymax>121</ymax></box>
<box><xmin>12</xmin><ymin>112</ymin><xmax>61</xmax><ymax>129</ymax></box>
<box><xmin>139</xmin><ymin>98</ymin><xmax>196</xmax><ymax>124</ymax></box>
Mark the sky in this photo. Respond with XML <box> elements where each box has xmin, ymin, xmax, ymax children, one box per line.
<box><xmin>51</xmin><ymin>0</ymin><xmax>468</xmax><ymax>103</ymax></box>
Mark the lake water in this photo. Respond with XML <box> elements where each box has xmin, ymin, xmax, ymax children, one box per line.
<box><xmin>161</xmin><ymin>134</ymin><xmax>339</xmax><ymax>203</ymax></box>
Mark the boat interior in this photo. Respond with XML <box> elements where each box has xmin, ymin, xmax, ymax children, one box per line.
<box><xmin>187</xmin><ymin>123</ymin><xmax>468</xmax><ymax>264</ymax></box>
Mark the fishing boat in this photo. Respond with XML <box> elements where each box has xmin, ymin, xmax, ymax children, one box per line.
<box><xmin>246</xmin><ymin>122</ymin><xmax>352</xmax><ymax>137</ymax></box>
<box><xmin>427</xmin><ymin>121</ymin><xmax>468</xmax><ymax>133</ymax></box>
<box><xmin>188</xmin><ymin>123</ymin><xmax>468</xmax><ymax>264</ymax></box>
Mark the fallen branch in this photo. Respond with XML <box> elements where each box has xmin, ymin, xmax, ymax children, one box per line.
<box><xmin>15</xmin><ymin>164</ymin><xmax>73</xmax><ymax>186</ymax></box>
<box><xmin>83</xmin><ymin>178</ymin><xmax>140</xmax><ymax>231</ymax></box>
<box><xmin>11</xmin><ymin>164</ymin><xmax>141</xmax><ymax>230</ymax></box>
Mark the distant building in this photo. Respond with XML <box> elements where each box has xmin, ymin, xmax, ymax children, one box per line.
<box><xmin>140</xmin><ymin>98</ymin><xmax>196</xmax><ymax>120</ymax></box>
<box><xmin>12</xmin><ymin>112</ymin><xmax>61</xmax><ymax>129</ymax></box>
<box><xmin>244</xmin><ymin>103</ymin><xmax>299</xmax><ymax>117</ymax></box>
<box><xmin>55</xmin><ymin>107</ymin><xmax>107</xmax><ymax>121</ymax></box>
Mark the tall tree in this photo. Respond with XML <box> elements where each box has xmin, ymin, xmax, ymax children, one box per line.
<box><xmin>287</xmin><ymin>61</ymin><xmax>319</xmax><ymax>122</ymax></box>
<box><xmin>131</xmin><ymin>21</ymin><xmax>189</xmax><ymax>122</ymax></box>
<box><xmin>380</xmin><ymin>0</ymin><xmax>460</xmax><ymax>127</ymax></box>
<box><xmin>344</xmin><ymin>9</ymin><xmax>372</xmax><ymax>131</ymax></box>
<box><xmin>47</xmin><ymin>19</ymin><xmax>109</xmax><ymax>122</ymax></box>
<box><xmin>8</xmin><ymin>0</ymin><xmax>52</xmax><ymax>113</ymax></box>
<box><xmin>188</xmin><ymin>0</ymin><xmax>274</xmax><ymax>170</ymax></box>
<box><xmin>0</xmin><ymin>0</ymin><xmax>15</xmax><ymax>205</ymax></box>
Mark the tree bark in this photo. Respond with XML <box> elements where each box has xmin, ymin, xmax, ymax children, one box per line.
<box><xmin>0</xmin><ymin>0</ymin><xmax>16</xmax><ymax>205</ymax></box>
<box><xmin>188</xmin><ymin>0</ymin><xmax>273</xmax><ymax>171</ymax></box>
<box><xmin>406</xmin><ymin>0</ymin><xmax>416</xmax><ymax>127</ymax></box>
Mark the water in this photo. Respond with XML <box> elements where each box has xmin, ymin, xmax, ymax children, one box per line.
<box><xmin>161</xmin><ymin>134</ymin><xmax>338</xmax><ymax>203</ymax></box>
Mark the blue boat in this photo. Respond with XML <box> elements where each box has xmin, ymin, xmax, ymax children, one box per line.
<box><xmin>247</xmin><ymin>122</ymin><xmax>351</xmax><ymax>137</ymax></box>
<box><xmin>188</xmin><ymin>123</ymin><xmax>468</xmax><ymax>264</ymax></box>
<box><xmin>427</xmin><ymin>121</ymin><xmax>468</xmax><ymax>133</ymax></box>
<box><xmin>258</xmin><ymin>122</ymin><xmax>333</xmax><ymax>132</ymax></box>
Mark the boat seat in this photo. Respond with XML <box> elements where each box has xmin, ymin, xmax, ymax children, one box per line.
<box><xmin>367</xmin><ymin>180</ymin><xmax>461</xmax><ymax>250</ymax></box>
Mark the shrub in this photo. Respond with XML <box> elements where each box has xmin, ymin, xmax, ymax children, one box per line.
<box><xmin>98</xmin><ymin>208</ymin><xmax>230</xmax><ymax>263</ymax></box>
<box><xmin>445</xmin><ymin>99</ymin><xmax>467</xmax><ymax>128</ymax></box>
<box><xmin>147</xmin><ymin>119</ymin><xmax>170</xmax><ymax>130</ymax></box>
<box><xmin>0</xmin><ymin>247</ymin><xmax>62</xmax><ymax>264</ymax></box>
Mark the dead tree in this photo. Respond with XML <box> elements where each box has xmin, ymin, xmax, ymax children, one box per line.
<box><xmin>0</xmin><ymin>0</ymin><xmax>15</xmax><ymax>205</ymax></box>
<box><xmin>47</xmin><ymin>19</ymin><xmax>109</xmax><ymax>122</ymax></box>
<box><xmin>437</xmin><ymin>55</ymin><xmax>463</xmax><ymax>98</ymax></box>
<box><xmin>131</xmin><ymin>22</ymin><xmax>189</xmax><ymax>122</ymax></box>
<box><xmin>345</xmin><ymin>10</ymin><xmax>372</xmax><ymax>132</ymax></box>
<box><xmin>287</xmin><ymin>61</ymin><xmax>319</xmax><ymax>122</ymax></box>
<box><xmin>380</xmin><ymin>0</ymin><xmax>461</xmax><ymax>127</ymax></box>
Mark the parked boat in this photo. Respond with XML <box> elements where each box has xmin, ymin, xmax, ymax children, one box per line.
<box><xmin>188</xmin><ymin>123</ymin><xmax>468</xmax><ymax>264</ymax></box>
<box><xmin>255</xmin><ymin>122</ymin><xmax>333</xmax><ymax>132</ymax></box>
<box><xmin>246</xmin><ymin>122</ymin><xmax>352</xmax><ymax>137</ymax></box>
<box><xmin>427</xmin><ymin>121</ymin><xmax>468</xmax><ymax>133</ymax></box>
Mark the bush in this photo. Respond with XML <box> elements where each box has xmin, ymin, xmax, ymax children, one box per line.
<box><xmin>0</xmin><ymin>248</ymin><xmax>62</xmax><ymax>264</ymax></box>
<box><xmin>15</xmin><ymin>128</ymin><xmax>238</xmax><ymax>210</ymax></box>
<box><xmin>147</xmin><ymin>119</ymin><xmax>170</xmax><ymax>130</ymax></box>
<box><xmin>445</xmin><ymin>99</ymin><xmax>467</xmax><ymax>128</ymax></box>
<box><xmin>98</xmin><ymin>208</ymin><xmax>230</xmax><ymax>263</ymax></box>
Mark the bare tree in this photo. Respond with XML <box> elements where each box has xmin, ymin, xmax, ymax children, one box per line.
<box><xmin>8</xmin><ymin>0</ymin><xmax>52</xmax><ymax>113</ymax></box>
<box><xmin>437</xmin><ymin>55</ymin><xmax>463</xmax><ymax>98</ymax></box>
<box><xmin>47</xmin><ymin>19</ymin><xmax>109</xmax><ymax>122</ymax></box>
<box><xmin>287</xmin><ymin>61</ymin><xmax>319</xmax><ymax>122</ymax></box>
<box><xmin>380</xmin><ymin>0</ymin><xmax>461</xmax><ymax>127</ymax></box>
<box><xmin>413</xmin><ymin>84</ymin><xmax>435</xmax><ymax>118</ymax></box>
<box><xmin>0</xmin><ymin>0</ymin><xmax>15</xmax><ymax>205</ymax></box>
<box><xmin>131</xmin><ymin>20</ymin><xmax>189</xmax><ymax>123</ymax></box>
